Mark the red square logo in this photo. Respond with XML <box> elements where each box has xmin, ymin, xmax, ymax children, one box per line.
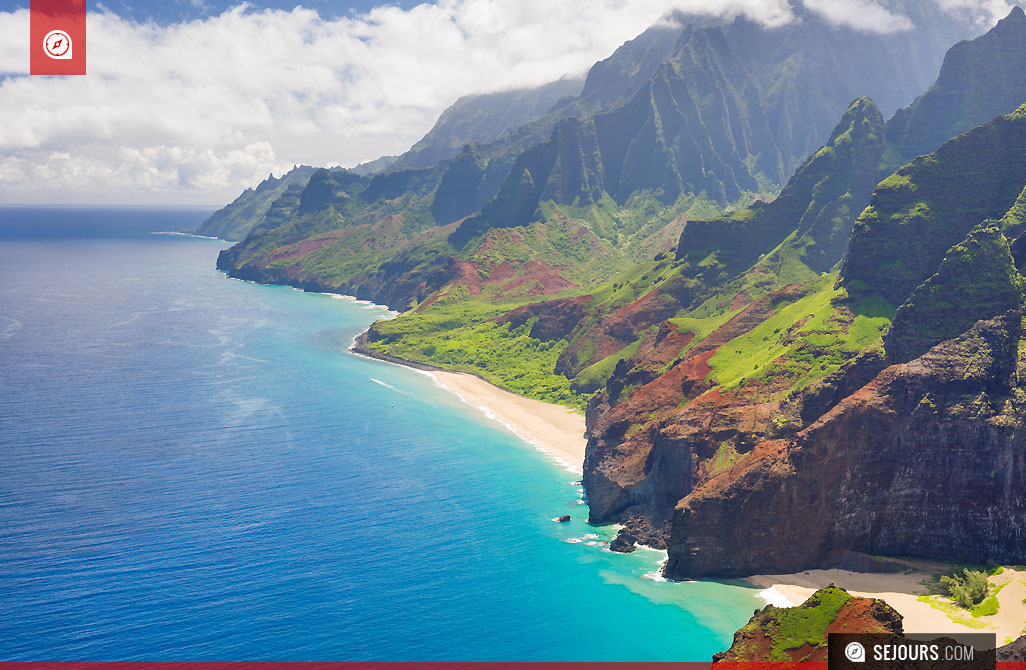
<box><xmin>31</xmin><ymin>0</ymin><xmax>87</xmax><ymax>75</ymax></box>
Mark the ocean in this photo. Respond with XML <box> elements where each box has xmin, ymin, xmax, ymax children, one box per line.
<box><xmin>0</xmin><ymin>208</ymin><xmax>763</xmax><ymax>661</ymax></box>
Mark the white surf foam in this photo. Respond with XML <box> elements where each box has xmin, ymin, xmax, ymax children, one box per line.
<box><xmin>151</xmin><ymin>232</ymin><xmax>222</xmax><ymax>240</ymax></box>
<box><xmin>0</xmin><ymin>316</ymin><xmax>23</xmax><ymax>341</ymax></box>
<box><xmin>427</xmin><ymin>372</ymin><xmax>580</xmax><ymax>475</ymax></box>
<box><xmin>757</xmin><ymin>586</ymin><xmax>795</xmax><ymax>607</ymax></box>
<box><xmin>641</xmin><ymin>549</ymin><xmax>670</xmax><ymax>582</ymax></box>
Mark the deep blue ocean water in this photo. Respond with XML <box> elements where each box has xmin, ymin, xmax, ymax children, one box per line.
<box><xmin>0</xmin><ymin>208</ymin><xmax>763</xmax><ymax>661</ymax></box>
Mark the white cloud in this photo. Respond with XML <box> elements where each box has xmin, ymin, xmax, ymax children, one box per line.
<box><xmin>0</xmin><ymin>2</ymin><xmax>696</xmax><ymax>204</ymax></box>
<box><xmin>0</xmin><ymin>0</ymin><xmax>1016</xmax><ymax>204</ymax></box>
<box><xmin>935</xmin><ymin>0</ymin><xmax>1018</xmax><ymax>25</ymax></box>
<box><xmin>804</xmin><ymin>0</ymin><xmax>913</xmax><ymax>33</ymax></box>
<box><xmin>661</xmin><ymin>0</ymin><xmax>794</xmax><ymax>27</ymax></box>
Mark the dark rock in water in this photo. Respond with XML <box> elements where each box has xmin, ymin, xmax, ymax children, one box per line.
<box><xmin>556</xmin><ymin>515</ymin><xmax>571</xmax><ymax>523</ymax></box>
<box><xmin>609</xmin><ymin>529</ymin><xmax>637</xmax><ymax>553</ymax></box>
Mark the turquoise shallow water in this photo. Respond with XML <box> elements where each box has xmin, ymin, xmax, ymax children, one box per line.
<box><xmin>0</xmin><ymin>210</ymin><xmax>763</xmax><ymax>661</ymax></box>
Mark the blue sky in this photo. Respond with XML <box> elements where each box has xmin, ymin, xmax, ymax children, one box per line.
<box><xmin>3</xmin><ymin>1</ymin><xmax>426</xmax><ymax>24</ymax></box>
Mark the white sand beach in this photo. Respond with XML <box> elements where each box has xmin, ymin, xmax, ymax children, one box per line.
<box><xmin>748</xmin><ymin>566</ymin><xmax>1026</xmax><ymax>646</ymax></box>
<box><xmin>431</xmin><ymin>370</ymin><xmax>587</xmax><ymax>474</ymax></box>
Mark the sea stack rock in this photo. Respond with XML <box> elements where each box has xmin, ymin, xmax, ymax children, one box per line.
<box><xmin>609</xmin><ymin>529</ymin><xmax>637</xmax><ymax>553</ymax></box>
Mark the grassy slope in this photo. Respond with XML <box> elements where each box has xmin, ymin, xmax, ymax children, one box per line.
<box><xmin>705</xmin><ymin>276</ymin><xmax>891</xmax><ymax>391</ymax></box>
<box><xmin>366</xmin><ymin>290</ymin><xmax>587</xmax><ymax>410</ymax></box>
<box><xmin>729</xmin><ymin>586</ymin><xmax>854</xmax><ymax>662</ymax></box>
<box><xmin>363</xmin><ymin>96</ymin><xmax>893</xmax><ymax>410</ymax></box>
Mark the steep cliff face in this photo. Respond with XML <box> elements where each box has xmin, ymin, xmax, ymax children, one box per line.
<box><xmin>576</xmin><ymin>98</ymin><xmax>897</xmax><ymax>535</ymax></box>
<box><xmin>577</xmin><ymin>48</ymin><xmax>1026</xmax><ymax>576</ymax></box>
<box><xmin>884</xmin><ymin>222</ymin><xmax>1025</xmax><ymax>363</ymax></box>
<box><xmin>667</xmin><ymin>309</ymin><xmax>1026</xmax><ymax>578</ymax></box>
<box><xmin>651</xmin><ymin>105</ymin><xmax>1026</xmax><ymax>578</ymax></box>
<box><xmin>389</xmin><ymin>76</ymin><xmax>586</xmax><ymax>171</ymax></box>
<box><xmin>885</xmin><ymin>6</ymin><xmax>1026</xmax><ymax>164</ymax></box>
<box><xmin>675</xmin><ymin>96</ymin><xmax>886</xmax><ymax>292</ymax></box>
<box><xmin>451</xmin><ymin>8</ymin><xmax>965</xmax><ymax>247</ymax></box>
<box><xmin>196</xmin><ymin>165</ymin><xmax>317</xmax><ymax>241</ymax></box>
<box><xmin>843</xmin><ymin>104</ymin><xmax>1026</xmax><ymax>308</ymax></box>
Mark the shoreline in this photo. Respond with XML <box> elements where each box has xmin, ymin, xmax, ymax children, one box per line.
<box><xmin>350</xmin><ymin>332</ymin><xmax>587</xmax><ymax>474</ymax></box>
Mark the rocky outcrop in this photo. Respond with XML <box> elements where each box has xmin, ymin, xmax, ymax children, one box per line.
<box><xmin>998</xmin><ymin>635</ymin><xmax>1026</xmax><ymax>662</ymax></box>
<box><xmin>582</xmin><ymin>282</ymin><xmax>814</xmax><ymax>529</ymax></box>
<box><xmin>217</xmin><ymin>246</ymin><xmax>454</xmax><ymax>314</ymax></box>
<box><xmin>714</xmin><ymin>586</ymin><xmax>902</xmax><ymax>663</ymax></box>
<box><xmin>609</xmin><ymin>528</ymin><xmax>637</xmax><ymax>553</ymax></box>
<box><xmin>666</xmin><ymin>309</ymin><xmax>1026</xmax><ymax>578</ymax></box>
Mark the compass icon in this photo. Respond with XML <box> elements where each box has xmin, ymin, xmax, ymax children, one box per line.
<box><xmin>43</xmin><ymin>30</ymin><xmax>73</xmax><ymax>60</ymax></box>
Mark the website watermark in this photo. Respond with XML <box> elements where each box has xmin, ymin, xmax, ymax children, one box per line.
<box><xmin>829</xmin><ymin>632</ymin><xmax>996</xmax><ymax>669</ymax></box>
<box><xmin>30</xmin><ymin>0</ymin><xmax>86</xmax><ymax>75</ymax></box>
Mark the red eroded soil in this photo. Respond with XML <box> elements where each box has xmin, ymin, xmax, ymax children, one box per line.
<box><xmin>261</xmin><ymin>234</ymin><xmax>346</xmax><ymax>264</ymax></box>
<box><xmin>449</xmin><ymin>259</ymin><xmax>486</xmax><ymax>295</ymax></box>
<box><xmin>495</xmin><ymin>260</ymin><xmax>577</xmax><ymax>298</ymax></box>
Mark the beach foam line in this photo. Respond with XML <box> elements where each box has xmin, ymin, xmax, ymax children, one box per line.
<box><xmin>323</xmin><ymin>293</ymin><xmax>397</xmax><ymax>314</ymax></box>
<box><xmin>369</xmin><ymin>377</ymin><xmax>397</xmax><ymax>390</ymax></box>
<box><xmin>757</xmin><ymin>586</ymin><xmax>796</xmax><ymax>607</ymax></box>
<box><xmin>151</xmin><ymin>232</ymin><xmax>223</xmax><ymax>240</ymax></box>
<box><xmin>428</xmin><ymin>372</ymin><xmax>582</xmax><ymax>475</ymax></box>
<box><xmin>640</xmin><ymin>548</ymin><xmax>670</xmax><ymax>582</ymax></box>
<box><xmin>347</xmin><ymin>347</ymin><xmax>436</xmax><ymax>379</ymax></box>
<box><xmin>347</xmin><ymin>341</ymin><xmax>585</xmax><ymax>473</ymax></box>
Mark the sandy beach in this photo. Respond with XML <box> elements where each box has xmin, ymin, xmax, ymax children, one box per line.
<box><xmin>748</xmin><ymin>566</ymin><xmax>1026</xmax><ymax>646</ymax></box>
<box><xmin>431</xmin><ymin>370</ymin><xmax>587</xmax><ymax>474</ymax></box>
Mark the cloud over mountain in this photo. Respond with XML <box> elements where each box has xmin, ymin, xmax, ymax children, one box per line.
<box><xmin>0</xmin><ymin>0</ymin><xmax>1011</xmax><ymax>204</ymax></box>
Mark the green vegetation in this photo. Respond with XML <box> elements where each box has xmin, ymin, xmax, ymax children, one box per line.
<box><xmin>705</xmin><ymin>276</ymin><xmax>892</xmax><ymax>392</ymax></box>
<box><xmin>916</xmin><ymin>595</ymin><xmax>992</xmax><ymax>629</ymax></box>
<box><xmin>753</xmin><ymin>586</ymin><xmax>853</xmax><ymax>661</ymax></box>
<box><xmin>675</xmin><ymin>97</ymin><xmax>887</xmax><ymax>307</ymax></box>
<box><xmin>574</xmin><ymin>340</ymin><xmax>642</xmax><ymax>393</ymax></box>
<box><xmin>941</xmin><ymin>568</ymin><xmax>991</xmax><ymax>608</ymax></box>
<box><xmin>668</xmin><ymin>310</ymin><xmax>739</xmax><ymax>344</ymax></box>
<box><xmin>843</xmin><ymin>103</ymin><xmax>1026</xmax><ymax>307</ymax></box>
<box><xmin>970</xmin><ymin>583</ymin><xmax>1006</xmax><ymax>617</ymax></box>
<box><xmin>705</xmin><ymin>441</ymin><xmax>741</xmax><ymax>476</ymax></box>
<box><xmin>884</xmin><ymin>222</ymin><xmax>1026</xmax><ymax>362</ymax></box>
<box><xmin>366</xmin><ymin>291</ymin><xmax>588</xmax><ymax>410</ymax></box>
<box><xmin>196</xmin><ymin>166</ymin><xmax>317</xmax><ymax>240</ymax></box>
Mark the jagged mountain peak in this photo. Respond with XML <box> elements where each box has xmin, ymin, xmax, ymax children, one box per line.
<box><xmin>885</xmin><ymin>4</ymin><xmax>1026</xmax><ymax>161</ymax></box>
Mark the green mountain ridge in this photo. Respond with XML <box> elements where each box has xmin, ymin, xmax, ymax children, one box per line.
<box><xmin>215</xmin><ymin>3</ymin><xmax>982</xmax><ymax>316</ymax></box>
<box><xmin>206</xmin><ymin>4</ymin><xmax>1026</xmax><ymax>576</ymax></box>
<box><xmin>885</xmin><ymin>6</ymin><xmax>1026</xmax><ymax>164</ymax></box>
<box><xmin>388</xmin><ymin>75</ymin><xmax>587</xmax><ymax>171</ymax></box>
<box><xmin>196</xmin><ymin>165</ymin><xmax>317</xmax><ymax>241</ymax></box>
